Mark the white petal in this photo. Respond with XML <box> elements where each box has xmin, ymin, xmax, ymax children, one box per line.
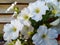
<box><xmin>52</xmin><ymin>24</ymin><xmax>60</xmax><ymax>34</ymax></box>
<box><xmin>40</xmin><ymin>39</ymin><xmax>58</xmax><ymax>45</ymax></box>
<box><xmin>47</xmin><ymin>28</ymin><xmax>58</xmax><ymax>39</ymax></box>
<box><xmin>3</xmin><ymin>33</ymin><xmax>12</xmax><ymax>41</ymax></box>
<box><xmin>32</xmin><ymin>15</ymin><xmax>42</xmax><ymax>22</ymax></box>
<box><xmin>45</xmin><ymin>39</ymin><xmax>58</xmax><ymax>45</ymax></box>
<box><xmin>11</xmin><ymin>19</ymin><xmax>24</xmax><ymax>31</ymax></box>
<box><xmin>37</xmin><ymin>25</ymin><xmax>48</xmax><ymax>34</ymax></box>
<box><xmin>45</xmin><ymin>0</ymin><xmax>57</xmax><ymax>3</ymax></box>
<box><xmin>28</xmin><ymin>0</ymin><xmax>48</xmax><ymax>22</ymax></box>
<box><xmin>15</xmin><ymin>39</ymin><xmax>21</xmax><ymax>45</ymax></box>
<box><xmin>39</xmin><ymin>40</ymin><xmax>47</xmax><ymax>45</ymax></box>
<box><xmin>3</xmin><ymin>24</ymin><xmax>13</xmax><ymax>33</ymax></box>
<box><xmin>32</xmin><ymin>33</ymin><xmax>39</xmax><ymax>41</ymax></box>
<box><xmin>11</xmin><ymin>31</ymin><xmax>19</xmax><ymax>40</ymax></box>
<box><xmin>23</xmin><ymin>21</ymin><xmax>31</xmax><ymax>26</ymax></box>
<box><xmin>50</xmin><ymin>18</ymin><xmax>60</xmax><ymax>26</ymax></box>
<box><xmin>32</xmin><ymin>33</ymin><xmax>42</xmax><ymax>44</ymax></box>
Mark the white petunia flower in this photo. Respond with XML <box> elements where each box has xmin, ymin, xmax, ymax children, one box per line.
<box><xmin>41</xmin><ymin>0</ymin><xmax>60</xmax><ymax>17</ymax></box>
<box><xmin>17</xmin><ymin>8</ymin><xmax>32</xmax><ymax>26</ymax></box>
<box><xmin>28</xmin><ymin>1</ymin><xmax>49</xmax><ymax>22</ymax></box>
<box><xmin>3</xmin><ymin>20</ymin><xmax>23</xmax><ymax>41</ymax></box>
<box><xmin>5</xmin><ymin>1</ymin><xmax>17</xmax><ymax>13</ymax></box>
<box><xmin>11</xmin><ymin>19</ymin><xmax>24</xmax><ymax>31</ymax></box>
<box><xmin>15</xmin><ymin>39</ymin><xmax>21</xmax><ymax>45</ymax></box>
<box><xmin>3</xmin><ymin>24</ymin><xmax>19</xmax><ymax>41</ymax></box>
<box><xmin>21</xmin><ymin>25</ymin><xmax>34</xmax><ymax>39</ymax></box>
<box><xmin>54</xmin><ymin>2</ymin><xmax>60</xmax><ymax>17</ymax></box>
<box><xmin>32</xmin><ymin>25</ymin><xmax>58</xmax><ymax>45</ymax></box>
<box><xmin>51</xmin><ymin>2</ymin><xmax>60</xmax><ymax>17</ymax></box>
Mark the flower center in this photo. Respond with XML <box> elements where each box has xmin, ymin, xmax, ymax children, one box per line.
<box><xmin>12</xmin><ymin>27</ymin><xmax>17</xmax><ymax>32</ymax></box>
<box><xmin>24</xmin><ymin>26</ymin><xmax>29</xmax><ymax>30</ymax></box>
<box><xmin>42</xmin><ymin>34</ymin><xmax>46</xmax><ymax>38</ymax></box>
<box><xmin>35</xmin><ymin>8</ymin><xmax>40</xmax><ymax>14</ymax></box>
<box><xmin>28</xmin><ymin>32</ymin><xmax>33</xmax><ymax>35</ymax></box>
<box><xmin>52</xmin><ymin>9</ymin><xmax>57</xmax><ymax>14</ymax></box>
<box><xmin>23</xmin><ymin>14</ymin><xmax>29</xmax><ymax>20</ymax></box>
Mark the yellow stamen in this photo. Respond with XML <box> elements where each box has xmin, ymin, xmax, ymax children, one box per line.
<box><xmin>35</xmin><ymin>8</ymin><xmax>40</xmax><ymax>14</ymax></box>
<box><xmin>42</xmin><ymin>34</ymin><xmax>46</xmax><ymax>38</ymax></box>
<box><xmin>28</xmin><ymin>32</ymin><xmax>33</xmax><ymax>35</ymax></box>
<box><xmin>12</xmin><ymin>27</ymin><xmax>17</xmax><ymax>32</ymax></box>
<box><xmin>52</xmin><ymin>10</ymin><xmax>57</xmax><ymax>14</ymax></box>
<box><xmin>23</xmin><ymin>14</ymin><xmax>29</xmax><ymax>20</ymax></box>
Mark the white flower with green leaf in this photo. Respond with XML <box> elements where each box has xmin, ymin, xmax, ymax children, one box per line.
<box><xmin>28</xmin><ymin>1</ymin><xmax>49</xmax><ymax>22</ymax></box>
<box><xmin>43</xmin><ymin>0</ymin><xmax>60</xmax><ymax>17</ymax></box>
<box><xmin>50</xmin><ymin>2</ymin><xmax>60</xmax><ymax>16</ymax></box>
<box><xmin>17</xmin><ymin>8</ymin><xmax>32</xmax><ymax>26</ymax></box>
<box><xmin>32</xmin><ymin>25</ymin><xmax>58</xmax><ymax>45</ymax></box>
<box><xmin>11</xmin><ymin>19</ymin><xmax>24</xmax><ymax>31</ymax></box>
<box><xmin>3</xmin><ymin>20</ymin><xmax>23</xmax><ymax>41</ymax></box>
<box><xmin>54</xmin><ymin>2</ymin><xmax>60</xmax><ymax>17</ymax></box>
<box><xmin>21</xmin><ymin>25</ymin><xmax>34</xmax><ymax>39</ymax></box>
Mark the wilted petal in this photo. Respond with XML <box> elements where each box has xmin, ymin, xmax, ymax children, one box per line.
<box><xmin>50</xmin><ymin>18</ymin><xmax>60</xmax><ymax>26</ymax></box>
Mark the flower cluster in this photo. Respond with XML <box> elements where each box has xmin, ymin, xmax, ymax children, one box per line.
<box><xmin>3</xmin><ymin>0</ymin><xmax>60</xmax><ymax>45</ymax></box>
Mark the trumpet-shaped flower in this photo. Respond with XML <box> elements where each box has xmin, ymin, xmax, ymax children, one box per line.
<box><xmin>21</xmin><ymin>25</ymin><xmax>34</xmax><ymax>39</ymax></box>
<box><xmin>3</xmin><ymin>20</ymin><xmax>23</xmax><ymax>41</ymax></box>
<box><xmin>28</xmin><ymin>1</ymin><xmax>49</xmax><ymax>21</ymax></box>
<box><xmin>52</xmin><ymin>3</ymin><xmax>60</xmax><ymax>16</ymax></box>
<box><xmin>17</xmin><ymin>8</ymin><xmax>32</xmax><ymax>26</ymax></box>
<box><xmin>32</xmin><ymin>25</ymin><xmax>58</xmax><ymax>45</ymax></box>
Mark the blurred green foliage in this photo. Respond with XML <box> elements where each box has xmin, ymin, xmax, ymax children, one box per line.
<box><xmin>0</xmin><ymin>33</ymin><xmax>3</xmax><ymax>40</ymax></box>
